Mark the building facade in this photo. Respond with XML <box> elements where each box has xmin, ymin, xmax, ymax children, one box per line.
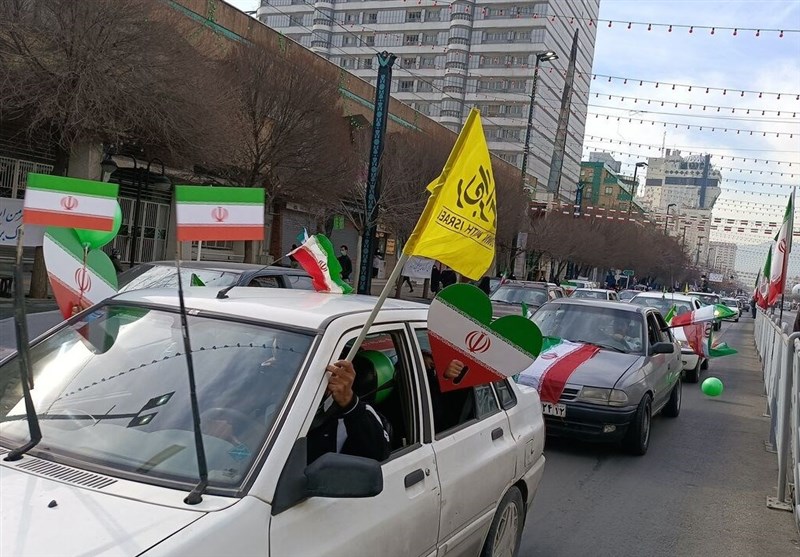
<box><xmin>640</xmin><ymin>149</ymin><xmax>722</xmax><ymax>212</ymax></box>
<box><xmin>708</xmin><ymin>241</ymin><xmax>737</xmax><ymax>277</ymax></box>
<box><xmin>258</xmin><ymin>0</ymin><xmax>600</xmax><ymax>201</ymax></box>
<box><xmin>579</xmin><ymin>161</ymin><xmax>644</xmax><ymax>216</ymax></box>
<box><xmin>588</xmin><ymin>151</ymin><xmax>621</xmax><ymax>173</ymax></box>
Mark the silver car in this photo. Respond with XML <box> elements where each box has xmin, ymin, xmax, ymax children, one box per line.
<box><xmin>525</xmin><ymin>299</ymin><xmax>682</xmax><ymax>455</ymax></box>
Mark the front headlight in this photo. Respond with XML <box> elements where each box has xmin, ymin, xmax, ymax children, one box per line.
<box><xmin>577</xmin><ymin>387</ymin><xmax>628</xmax><ymax>406</ymax></box>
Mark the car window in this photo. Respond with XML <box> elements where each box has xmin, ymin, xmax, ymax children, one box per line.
<box><xmin>646</xmin><ymin>313</ymin><xmax>664</xmax><ymax>345</ymax></box>
<box><xmin>572</xmin><ymin>290</ymin><xmax>607</xmax><ymax>300</ymax></box>
<box><xmin>490</xmin><ymin>286</ymin><xmax>548</xmax><ymax>306</ymax></box>
<box><xmin>532</xmin><ymin>305</ymin><xmax>644</xmax><ymax>354</ymax></box>
<box><xmin>492</xmin><ymin>380</ymin><xmax>517</xmax><ymax>409</ymax></box>
<box><xmin>288</xmin><ymin>275</ymin><xmax>314</xmax><ymax>290</ymax></box>
<box><xmin>0</xmin><ymin>305</ymin><xmax>312</xmax><ymax>490</ymax></box>
<box><xmin>118</xmin><ymin>264</ymin><xmax>240</xmax><ymax>292</ymax></box>
<box><xmin>551</xmin><ymin>289</ymin><xmax>563</xmax><ymax>298</ymax></box>
<box><xmin>655</xmin><ymin>313</ymin><xmax>673</xmax><ymax>342</ymax></box>
<box><xmin>248</xmin><ymin>276</ymin><xmax>281</xmax><ymax>288</ymax></box>
<box><xmin>330</xmin><ymin>329</ymin><xmax>419</xmax><ymax>457</ymax></box>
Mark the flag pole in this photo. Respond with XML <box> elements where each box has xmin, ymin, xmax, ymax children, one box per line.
<box><xmin>345</xmin><ymin>253</ymin><xmax>409</xmax><ymax>361</ymax></box>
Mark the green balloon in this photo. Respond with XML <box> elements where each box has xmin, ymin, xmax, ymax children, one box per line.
<box><xmin>701</xmin><ymin>377</ymin><xmax>724</xmax><ymax>397</ymax></box>
<box><xmin>75</xmin><ymin>202</ymin><xmax>122</xmax><ymax>250</ymax></box>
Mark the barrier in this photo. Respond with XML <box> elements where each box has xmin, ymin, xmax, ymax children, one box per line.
<box><xmin>753</xmin><ymin>309</ymin><xmax>799</xmax><ymax>531</ymax></box>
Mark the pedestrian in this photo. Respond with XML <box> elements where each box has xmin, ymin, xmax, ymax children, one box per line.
<box><xmin>401</xmin><ymin>275</ymin><xmax>414</xmax><ymax>293</ymax></box>
<box><xmin>338</xmin><ymin>245</ymin><xmax>352</xmax><ymax>281</ymax></box>
<box><xmin>110</xmin><ymin>248</ymin><xmax>124</xmax><ymax>275</ymax></box>
<box><xmin>440</xmin><ymin>267</ymin><xmax>457</xmax><ymax>288</ymax></box>
<box><xmin>477</xmin><ymin>276</ymin><xmax>491</xmax><ymax>295</ymax></box>
<box><xmin>372</xmin><ymin>252</ymin><xmax>382</xmax><ymax>279</ymax></box>
<box><xmin>751</xmin><ymin>297</ymin><xmax>757</xmax><ymax>319</ymax></box>
<box><xmin>431</xmin><ymin>264</ymin><xmax>441</xmax><ymax>294</ymax></box>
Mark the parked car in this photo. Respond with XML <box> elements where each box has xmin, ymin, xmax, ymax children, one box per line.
<box><xmin>524</xmin><ymin>299</ymin><xmax>682</xmax><ymax>455</ymax></box>
<box><xmin>617</xmin><ymin>289</ymin><xmax>640</xmax><ymax>302</ymax></box>
<box><xmin>721</xmin><ymin>297</ymin><xmax>741</xmax><ymax>321</ymax></box>
<box><xmin>0</xmin><ymin>288</ymin><xmax>546</xmax><ymax>557</ymax></box>
<box><xmin>628</xmin><ymin>292</ymin><xmax>708</xmax><ymax>382</ymax></box>
<box><xmin>687</xmin><ymin>291</ymin><xmax>722</xmax><ymax>330</ymax></box>
<box><xmin>118</xmin><ymin>261</ymin><xmax>314</xmax><ymax>293</ymax></box>
<box><xmin>490</xmin><ymin>280</ymin><xmax>565</xmax><ymax>318</ymax></box>
<box><xmin>570</xmin><ymin>288</ymin><xmax>619</xmax><ymax>301</ymax></box>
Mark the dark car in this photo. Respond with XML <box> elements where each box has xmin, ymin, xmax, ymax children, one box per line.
<box><xmin>118</xmin><ymin>261</ymin><xmax>314</xmax><ymax>293</ymax></box>
<box><xmin>490</xmin><ymin>281</ymin><xmax>565</xmax><ymax>318</ymax></box>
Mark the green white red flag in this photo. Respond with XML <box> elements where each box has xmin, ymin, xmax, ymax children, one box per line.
<box><xmin>756</xmin><ymin>245</ymin><xmax>772</xmax><ymax>309</ymax></box>
<box><xmin>288</xmin><ymin>234</ymin><xmax>353</xmax><ymax>294</ymax></box>
<box><xmin>669</xmin><ymin>304</ymin><xmax>736</xmax><ymax>327</ymax></box>
<box><xmin>683</xmin><ymin>322</ymin><xmax>737</xmax><ymax>358</ymax></box>
<box><xmin>23</xmin><ymin>173</ymin><xmax>119</xmax><ymax>231</ymax></box>
<box><xmin>175</xmin><ymin>186</ymin><xmax>264</xmax><ymax>241</ymax></box>
<box><xmin>767</xmin><ymin>191</ymin><xmax>794</xmax><ymax>306</ymax></box>
<box><xmin>517</xmin><ymin>338</ymin><xmax>600</xmax><ymax>403</ymax></box>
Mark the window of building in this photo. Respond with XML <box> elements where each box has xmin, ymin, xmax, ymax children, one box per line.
<box><xmin>343</xmin><ymin>35</ymin><xmax>356</xmax><ymax>46</ymax></box>
<box><xmin>344</xmin><ymin>12</ymin><xmax>357</xmax><ymax>24</ymax></box>
<box><xmin>402</xmin><ymin>57</ymin><xmax>417</xmax><ymax>68</ymax></box>
<box><xmin>404</xmin><ymin>34</ymin><xmax>420</xmax><ymax>45</ymax></box>
<box><xmin>398</xmin><ymin>80</ymin><xmax>414</xmax><ymax>92</ymax></box>
<box><xmin>426</xmin><ymin>9</ymin><xmax>441</xmax><ymax>22</ymax></box>
<box><xmin>420</xmin><ymin>56</ymin><xmax>436</xmax><ymax>68</ymax></box>
<box><xmin>421</xmin><ymin>33</ymin><xmax>438</xmax><ymax>45</ymax></box>
<box><xmin>288</xmin><ymin>14</ymin><xmax>303</xmax><ymax>26</ymax></box>
<box><xmin>406</xmin><ymin>11</ymin><xmax>422</xmax><ymax>22</ymax></box>
<box><xmin>417</xmin><ymin>81</ymin><xmax>433</xmax><ymax>92</ymax></box>
<box><xmin>361</xmin><ymin>57</ymin><xmax>373</xmax><ymax>69</ymax></box>
<box><xmin>365</xmin><ymin>12</ymin><xmax>377</xmax><ymax>24</ymax></box>
<box><xmin>364</xmin><ymin>35</ymin><xmax>375</xmax><ymax>46</ymax></box>
<box><xmin>605</xmin><ymin>186</ymin><xmax>614</xmax><ymax>195</ymax></box>
<box><xmin>531</xmin><ymin>28</ymin><xmax>546</xmax><ymax>43</ymax></box>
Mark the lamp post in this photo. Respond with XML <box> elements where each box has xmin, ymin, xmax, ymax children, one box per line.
<box><xmin>100</xmin><ymin>153</ymin><xmax>170</xmax><ymax>267</ymax></box>
<box><xmin>627</xmin><ymin>161</ymin><xmax>647</xmax><ymax>218</ymax></box>
<box><xmin>665</xmin><ymin>203</ymin><xmax>676</xmax><ymax>234</ymax></box>
<box><xmin>520</xmin><ymin>50</ymin><xmax>558</xmax><ymax>194</ymax></box>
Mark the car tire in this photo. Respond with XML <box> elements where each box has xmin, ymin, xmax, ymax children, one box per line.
<box><xmin>481</xmin><ymin>486</ymin><xmax>525</xmax><ymax>557</ymax></box>
<box><xmin>700</xmin><ymin>358</ymin><xmax>709</xmax><ymax>371</ymax></box>
<box><xmin>685</xmin><ymin>359</ymin><xmax>701</xmax><ymax>383</ymax></box>
<box><xmin>623</xmin><ymin>395</ymin><xmax>652</xmax><ymax>456</ymax></box>
<box><xmin>663</xmin><ymin>379</ymin><xmax>681</xmax><ymax>418</ymax></box>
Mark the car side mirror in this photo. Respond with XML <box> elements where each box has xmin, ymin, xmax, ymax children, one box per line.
<box><xmin>651</xmin><ymin>341</ymin><xmax>675</xmax><ymax>355</ymax></box>
<box><xmin>272</xmin><ymin>438</ymin><xmax>384</xmax><ymax>515</ymax></box>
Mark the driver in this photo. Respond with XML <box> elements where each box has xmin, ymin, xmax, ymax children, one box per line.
<box><xmin>607</xmin><ymin>315</ymin><xmax>636</xmax><ymax>349</ymax></box>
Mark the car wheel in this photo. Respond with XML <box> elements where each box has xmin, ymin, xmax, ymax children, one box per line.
<box><xmin>481</xmin><ymin>486</ymin><xmax>525</xmax><ymax>557</ymax></box>
<box><xmin>623</xmin><ymin>395</ymin><xmax>652</xmax><ymax>456</ymax></box>
<box><xmin>663</xmin><ymin>378</ymin><xmax>681</xmax><ymax>418</ymax></box>
<box><xmin>685</xmin><ymin>359</ymin><xmax>701</xmax><ymax>383</ymax></box>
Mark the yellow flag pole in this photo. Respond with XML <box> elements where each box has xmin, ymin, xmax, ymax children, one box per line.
<box><xmin>345</xmin><ymin>252</ymin><xmax>410</xmax><ymax>361</ymax></box>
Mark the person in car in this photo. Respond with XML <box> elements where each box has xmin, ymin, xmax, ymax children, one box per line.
<box><xmin>307</xmin><ymin>358</ymin><xmax>391</xmax><ymax>463</ymax></box>
<box><xmin>606</xmin><ymin>316</ymin><xmax>638</xmax><ymax>350</ymax></box>
<box><xmin>422</xmin><ymin>350</ymin><xmax>472</xmax><ymax>433</ymax></box>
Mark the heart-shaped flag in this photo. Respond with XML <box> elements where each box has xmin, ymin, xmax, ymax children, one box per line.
<box><xmin>428</xmin><ymin>283</ymin><xmax>542</xmax><ymax>392</ymax></box>
<box><xmin>43</xmin><ymin>227</ymin><xmax>118</xmax><ymax>319</ymax></box>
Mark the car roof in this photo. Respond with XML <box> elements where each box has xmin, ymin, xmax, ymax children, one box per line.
<box><xmin>573</xmin><ymin>288</ymin><xmax>610</xmax><ymax>293</ymax></box>
<box><xmin>546</xmin><ymin>297</ymin><xmax>646</xmax><ymax>314</ymax></box>
<box><xmin>147</xmin><ymin>260</ymin><xmax>308</xmax><ymax>275</ymax></box>
<box><xmin>632</xmin><ymin>292</ymin><xmax>697</xmax><ymax>303</ymax></box>
<box><xmin>111</xmin><ymin>287</ymin><xmax>428</xmax><ymax>330</ymax></box>
<box><xmin>688</xmin><ymin>291</ymin><xmax>719</xmax><ymax>297</ymax></box>
<box><xmin>498</xmin><ymin>281</ymin><xmax>551</xmax><ymax>289</ymax></box>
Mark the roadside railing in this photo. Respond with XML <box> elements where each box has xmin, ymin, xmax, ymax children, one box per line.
<box><xmin>754</xmin><ymin>309</ymin><xmax>799</xmax><ymax>532</ymax></box>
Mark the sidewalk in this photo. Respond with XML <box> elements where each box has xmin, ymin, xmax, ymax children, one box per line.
<box><xmin>0</xmin><ymin>297</ymin><xmax>57</xmax><ymax>320</ymax></box>
<box><xmin>369</xmin><ymin>278</ymin><xmax>434</xmax><ymax>304</ymax></box>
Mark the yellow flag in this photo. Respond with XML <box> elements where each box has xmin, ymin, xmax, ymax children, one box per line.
<box><xmin>404</xmin><ymin>108</ymin><xmax>496</xmax><ymax>280</ymax></box>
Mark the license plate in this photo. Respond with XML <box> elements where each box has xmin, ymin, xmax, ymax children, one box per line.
<box><xmin>542</xmin><ymin>402</ymin><xmax>566</xmax><ymax>418</ymax></box>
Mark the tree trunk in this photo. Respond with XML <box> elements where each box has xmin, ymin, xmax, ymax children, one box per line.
<box><xmin>243</xmin><ymin>240</ymin><xmax>256</xmax><ymax>264</ymax></box>
<box><xmin>29</xmin><ymin>246</ymin><xmax>48</xmax><ymax>298</ymax></box>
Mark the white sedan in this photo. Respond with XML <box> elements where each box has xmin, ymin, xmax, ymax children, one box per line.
<box><xmin>571</xmin><ymin>288</ymin><xmax>619</xmax><ymax>301</ymax></box>
<box><xmin>0</xmin><ymin>287</ymin><xmax>546</xmax><ymax>557</ymax></box>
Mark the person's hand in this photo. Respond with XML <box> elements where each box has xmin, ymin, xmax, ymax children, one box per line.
<box><xmin>444</xmin><ymin>360</ymin><xmax>465</xmax><ymax>380</ymax></box>
<box><xmin>327</xmin><ymin>360</ymin><xmax>355</xmax><ymax>408</ymax></box>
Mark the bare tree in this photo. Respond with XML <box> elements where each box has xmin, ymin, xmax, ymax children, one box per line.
<box><xmin>217</xmin><ymin>41</ymin><xmax>358</xmax><ymax>262</ymax></box>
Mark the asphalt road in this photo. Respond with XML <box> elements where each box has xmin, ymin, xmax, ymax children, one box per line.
<box><xmin>521</xmin><ymin>316</ymin><xmax>800</xmax><ymax>556</ymax></box>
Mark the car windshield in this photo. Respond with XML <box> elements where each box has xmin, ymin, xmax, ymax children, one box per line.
<box><xmin>0</xmin><ymin>305</ymin><xmax>312</xmax><ymax>492</ymax></box>
<box><xmin>490</xmin><ymin>286</ymin><xmax>548</xmax><ymax>306</ymax></box>
<box><xmin>693</xmin><ymin>293</ymin><xmax>720</xmax><ymax>306</ymax></box>
<box><xmin>571</xmin><ymin>290</ymin><xmax>607</xmax><ymax>300</ymax></box>
<box><xmin>618</xmin><ymin>290</ymin><xmax>638</xmax><ymax>301</ymax></box>
<box><xmin>118</xmin><ymin>264</ymin><xmax>241</xmax><ymax>292</ymax></box>
<box><xmin>532</xmin><ymin>304</ymin><xmax>644</xmax><ymax>354</ymax></box>
<box><xmin>629</xmin><ymin>296</ymin><xmax>693</xmax><ymax>317</ymax></box>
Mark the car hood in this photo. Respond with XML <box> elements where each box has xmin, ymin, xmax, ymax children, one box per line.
<box><xmin>564</xmin><ymin>349</ymin><xmax>644</xmax><ymax>387</ymax></box>
<box><xmin>491</xmin><ymin>301</ymin><xmax>536</xmax><ymax>318</ymax></box>
<box><xmin>0</xmin><ymin>465</ymin><xmax>204</xmax><ymax>556</ymax></box>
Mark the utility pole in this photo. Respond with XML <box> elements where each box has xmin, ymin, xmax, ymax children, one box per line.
<box><xmin>547</xmin><ymin>29</ymin><xmax>579</xmax><ymax>204</ymax></box>
<box><xmin>358</xmin><ymin>51</ymin><xmax>396</xmax><ymax>295</ymax></box>
<box><xmin>520</xmin><ymin>50</ymin><xmax>558</xmax><ymax>195</ymax></box>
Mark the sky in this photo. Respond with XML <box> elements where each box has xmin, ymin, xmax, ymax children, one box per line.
<box><xmin>228</xmin><ymin>0</ymin><xmax>799</xmax><ymax>261</ymax></box>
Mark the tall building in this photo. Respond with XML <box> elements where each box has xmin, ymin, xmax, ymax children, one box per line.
<box><xmin>641</xmin><ymin>149</ymin><xmax>722</xmax><ymax>212</ymax></box>
<box><xmin>588</xmin><ymin>152</ymin><xmax>621</xmax><ymax>173</ymax></box>
<box><xmin>258</xmin><ymin>0</ymin><xmax>600</xmax><ymax>201</ymax></box>
<box><xmin>708</xmin><ymin>241</ymin><xmax>737</xmax><ymax>277</ymax></box>
<box><xmin>579</xmin><ymin>161</ymin><xmax>644</xmax><ymax>215</ymax></box>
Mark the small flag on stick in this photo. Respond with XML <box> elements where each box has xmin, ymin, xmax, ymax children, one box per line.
<box><xmin>175</xmin><ymin>186</ymin><xmax>265</xmax><ymax>241</ymax></box>
<box><xmin>23</xmin><ymin>174</ymin><xmax>119</xmax><ymax>231</ymax></box>
<box><xmin>289</xmin><ymin>234</ymin><xmax>353</xmax><ymax>294</ymax></box>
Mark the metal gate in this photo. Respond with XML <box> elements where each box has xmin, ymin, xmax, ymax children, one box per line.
<box><xmin>110</xmin><ymin>197</ymin><xmax>171</xmax><ymax>264</ymax></box>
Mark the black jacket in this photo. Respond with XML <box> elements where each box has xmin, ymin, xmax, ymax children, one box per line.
<box><xmin>307</xmin><ymin>395</ymin><xmax>390</xmax><ymax>463</ymax></box>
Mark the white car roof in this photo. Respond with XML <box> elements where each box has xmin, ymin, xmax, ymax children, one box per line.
<box><xmin>574</xmin><ymin>288</ymin><xmax>609</xmax><ymax>293</ymax></box>
<box><xmin>632</xmin><ymin>292</ymin><xmax>698</xmax><ymax>303</ymax></box>
<box><xmin>111</xmin><ymin>287</ymin><xmax>428</xmax><ymax>330</ymax></box>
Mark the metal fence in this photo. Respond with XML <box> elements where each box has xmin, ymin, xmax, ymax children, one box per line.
<box><xmin>753</xmin><ymin>309</ymin><xmax>799</xmax><ymax>531</ymax></box>
<box><xmin>0</xmin><ymin>156</ymin><xmax>53</xmax><ymax>198</ymax></box>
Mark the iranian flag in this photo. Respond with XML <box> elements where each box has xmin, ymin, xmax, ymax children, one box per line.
<box><xmin>43</xmin><ymin>229</ymin><xmax>117</xmax><ymax>317</ymax></box>
<box><xmin>175</xmin><ymin>186</ymin><xmax>265</xmax><ymax>241</ymax></box>
<box><xmin>767</xmin><ymin>192</ymin><xmax>794</xmax><ymax>307</ymax></box>
<box><xmin>23</xmin><ymin>173</ymin><xmax>119</xmax><ymax>231</ymax></box>
<box><xmin>683</xmin><ymin>322</ymin><xmax>737</xmax><ymax>358</ymax></box>
<box><xmin>517</xmin><ymin>339</ymin><xmax>600</xmax><ymax>404</ymax></box>
<box><xmin>288</xmin><ymin>234</ymin><xmax>353</xmax><ymax>294</ymax></box>
<box><xmin>670</xmin><ymin>304</ymin><xmax>737</xmax><ymax>327</ymax></box>
<box><xmin>756</xmin><ymin>245</ymin><xmax>772</xmax><ymax>309</ymax></box>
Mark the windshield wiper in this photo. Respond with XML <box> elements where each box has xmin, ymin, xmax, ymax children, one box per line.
<box><xmin>4</xmin><ymin>235</ymin><xmax>41</xmax><ymax>462</ymax></box>
<box><xmin>572</xmin><ymin>339</ymin><xmax>626</xmax><ymax>353</ymax></box>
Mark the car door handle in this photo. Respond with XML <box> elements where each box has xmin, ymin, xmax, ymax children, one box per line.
<box><xmin>491</xmin><ymin>427</ymin><xmax>504</xmax><ymax>441</ymax></box>
<box><xmin>404</xmin><ymin>469</ymin><xmax>425</xmax><ymax>489</ymax></box>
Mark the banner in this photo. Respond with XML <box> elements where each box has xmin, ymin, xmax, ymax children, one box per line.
<box><xmin>0</xmin><ymin>199</ymin><xmax>44</xmax><ymax>246</ymax></box>
<box><xmin>402</xmin><ymin>256</ymin><xmax>435</xmax><ymax>279</ymax></box>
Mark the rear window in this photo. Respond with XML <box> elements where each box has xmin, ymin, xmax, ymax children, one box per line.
<box><xmin>118</xmin><ymin>264</ymin><xmax>240</xmax><ymax>292</ymax></box>
<box><xmin>288</xmin><ymin>275</ymin><xmax>314</xmax><ymax>290</ymax></box>
<box><xmin>490</xmin><ymin>286</ymin><xmax>548</xmax><ymax>306</ymax></box>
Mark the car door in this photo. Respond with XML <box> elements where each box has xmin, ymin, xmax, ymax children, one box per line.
<box><xmin>270</xmin><ymin>324</ymin><xmax>441</xmax><ymax>557</ymax></box>
<box><xmin>410</xmin><ymin>326</ymin><xmax>517</xmax><ymax>557</ymax></box>
<box><xmin>645</xmin><ymin>312</ymin><xmax>677</xmax><ymax>410</ymax></box>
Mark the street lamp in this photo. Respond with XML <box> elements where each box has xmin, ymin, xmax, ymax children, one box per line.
<box><xmin>627</xmin><ymin>161</ymin><xmax>647</xmax><ymax>218</ymax></box>
<box><xmin>665</xmin><ymin>203</ymin><xmax>676</xmax><ymax>234</ymax></box>
<box><xmin>520</xmin><ymin>50</ymin><xmax>558</xmax><ymax>194</ymax></box>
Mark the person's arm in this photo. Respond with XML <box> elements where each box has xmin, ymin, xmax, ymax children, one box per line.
<box><xmin>340</xmin><ymin>396</ymin><xmax>390</xmax><ymax>461</ymax></box>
